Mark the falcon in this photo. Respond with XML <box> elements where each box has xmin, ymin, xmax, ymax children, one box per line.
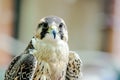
<box><xmin>4</xmin><ymin>16</ymin><xmax>82</xmax><ymax>80</ymax></box>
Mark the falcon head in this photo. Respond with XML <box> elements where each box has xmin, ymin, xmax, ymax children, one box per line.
<box><xmin>35</xmin><ymin>16</ymin><xmax>68</xmax><ymax>42</ymax></box>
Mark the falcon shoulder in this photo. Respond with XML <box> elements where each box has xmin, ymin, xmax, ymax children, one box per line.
<box><xmin>66</xmin><ymin>51</ymin><xmax>83</xmax><ymax>80</ymax></box>
<box><xmin>4</xmin><ymin>53</ymin><xmax>37</xmax><ymax>80</ymax></box>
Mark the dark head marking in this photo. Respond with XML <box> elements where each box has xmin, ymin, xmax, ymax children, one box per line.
<box><xmin>40</xmin><ymin>27</ymin><xmax>48</xmax><ymax>39</ymax></box>
<box><xmin>38</xmin><ymin>22</ymin><xmax>48</xmax><ymax>29</ymax></box>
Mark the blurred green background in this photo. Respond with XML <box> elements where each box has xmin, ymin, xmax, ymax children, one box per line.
<box><xmin>0</xmin><ymin>0</ymin><xmax>120</xmax><ymax>80</ymax></box>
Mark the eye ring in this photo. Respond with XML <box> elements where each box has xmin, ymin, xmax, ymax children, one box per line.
<box><xmin>59</xmin><ymin>23</ymin><xmax>63</xmax><ymax>28</ymax></box>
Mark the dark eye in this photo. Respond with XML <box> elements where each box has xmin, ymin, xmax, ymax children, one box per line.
<box><xmin>59</xmin><ymin>23</ymin><xmax>63</xmax><ymax>28</ymax></box>
<box><xmin>43</xmin><ymin>22</ymin><xmax>48</xmax><ymax>28</ymax></box>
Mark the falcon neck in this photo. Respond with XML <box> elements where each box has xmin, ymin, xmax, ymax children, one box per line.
<box><xmin>25</xmin><ymin>36</ymin><xmax>69</xmax><ymax>54</ymax></box>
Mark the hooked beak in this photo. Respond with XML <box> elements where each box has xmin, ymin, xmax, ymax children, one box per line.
<box><xmin>48</xmin><ymin>26</ymin><xmax>57</xmax><ymax>39</ymax></box>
